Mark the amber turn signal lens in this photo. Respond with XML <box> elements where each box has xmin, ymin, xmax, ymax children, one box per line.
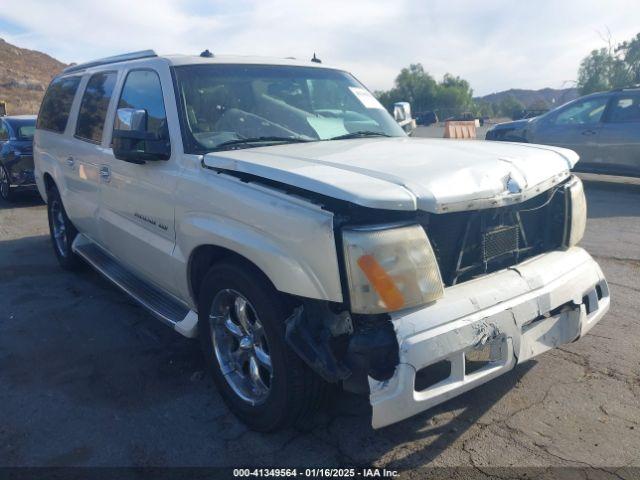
<box><xmin>357</xmin><ymin>254</ymin><xmax>405</xmax><ymax>310</ymax></box>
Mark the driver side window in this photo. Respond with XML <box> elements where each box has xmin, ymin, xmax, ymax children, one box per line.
<box><xmin>116</xmin><ymin>69</ymin><xmax>169</xmax><ymax>142</ymax></box>
<box><xmin>554</xmin><ymin>97</ymin><xmax>609</xmax><ymax>126</ymax></box>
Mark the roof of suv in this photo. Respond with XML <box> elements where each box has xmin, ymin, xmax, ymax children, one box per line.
<box><xmin>164</xmin><ymin>54</ymin><xmax>334</xmax><ymax>69</ymax></box>
<box><xmin>63</xmin><ymin>49</ymin><xmax>336</xmax><ymax>75</ymax></box>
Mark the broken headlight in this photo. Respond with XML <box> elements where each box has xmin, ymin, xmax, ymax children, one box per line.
<box><xmin>342</xmin><ymin>224</ymin><xmax>444</xmax><ymax>314</ymax></box>
<box><xmin>564</xmin><ymin>176</ymin><xmax>587</xmax><ymax>247</ymax></box>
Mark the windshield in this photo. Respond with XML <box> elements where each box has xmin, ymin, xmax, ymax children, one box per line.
<box><xmin>174</xmin><ymin>64</ymin><xmax>405</xmax><ymax>153</ymax></box>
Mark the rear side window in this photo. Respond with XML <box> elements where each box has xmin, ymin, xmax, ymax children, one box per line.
<box><xmin>76</xmin><ymin>71</ymin><xmax>117</xmax><ymax>142</ymax></box>
<box><xmin>17</xmin><ymin>125</ymin><xmax>35</xmax><ymax>140</ymax></box>
<box><xmin>37</xmin><ymin>76</ymin><xmax>81</xmax><ymax>133</ymax></box>
<box><xmin>607</xmin><ymin>95</ymin><xmax>640</xmax><ymax>123</ymax></box>
<box><xmin>116</xmin><ymin>69</ymin><xmax>169</xmax><ymax>141</ymax></box>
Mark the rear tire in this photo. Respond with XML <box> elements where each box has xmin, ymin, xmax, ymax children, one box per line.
<box><xmin>46</xmin><ymin>183</ymin><xmax>83</xmax><ymax>271</ymax></box>
<box><xmin>0</xmin><ymin>164</ymin><xmax>12</xmax><ymax>202</ymax></box>
<box><xmin>197</xmin><ymin>260</ymin><xmax>326</xmax><ymax>432</ymax></box>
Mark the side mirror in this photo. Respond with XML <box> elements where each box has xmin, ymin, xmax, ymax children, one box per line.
<box><xmin>112</xmin><ymin>108</ymin><xmax>170</xmax><ymax>163</ymax></box>
<box><xmin>393</xmin><ymin>101</ymin><xmax>416</xmax><ymax>136</ymax></box>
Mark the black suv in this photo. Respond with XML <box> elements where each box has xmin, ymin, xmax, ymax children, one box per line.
<box><xmin>0</xmin><ymin>115</ymin><xmax>37</xmax><ymax>201</ymax></box>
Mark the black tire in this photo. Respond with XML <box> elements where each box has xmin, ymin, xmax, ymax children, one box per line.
<box><xmin>0</xmin><ymin>164</ymin><xmax>12</xmax><ymax>202</ymax></box>
<box><xmin>46</xmin><ymin>183</ymin><xmax>83</xmax><ymax>271</ymax></box>
<box><xmin>197</xmin><ymin>260</ymin><xmax>326</xmax><ymax>432</ymax></box>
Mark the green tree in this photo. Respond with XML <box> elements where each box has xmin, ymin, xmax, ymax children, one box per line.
<box><xmin>375</xmin><ymin>64</ymin><xmax>474</xmax><ymax>116</ymax></box>
<box><xmin>577</xmin><ymin>48</ymin><xmax>618</xmax><ymax>94</ymax></box>
<box><xmin>375</xmin><ymin>63</ymin><xmax>439</xmax><ymax>112</ymax></box>
<box><xmin>577</xmin><ymin>32</ymin><xmax>640</xmax><ymax>94</ymax></box>
<box><xmin>497</xmin><ymin>95</ymin><xmax>525</xmax><ymax>119</ymax></box>
<box><xmin>473</xmin><ymin>99</ymin><xmax>495</xmax><ymax>118</ymax></box>
<box><xmin>616</xmin><ymin>33</ymin><xmax>640</xmax><ymax>84</ymax></box>
<box><xmin>435</xmin><ymin>73</ymin><xmax>474</xmax><ymax>113</ymax></box>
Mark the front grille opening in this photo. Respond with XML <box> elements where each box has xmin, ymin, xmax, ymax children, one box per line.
<box><xmin>426</xmin><ymin>182</ymin><xmax>568</xmax><ymax>286</ymax></box>
<box><xmin>465</xmin><ymin>343</ymin><xmax>494</xmax><ymax>374</ymax></box>
<box><xmin>415</xmin><ymin>360</ymin><xmax>451</xmax><ymax>391</ymax></box>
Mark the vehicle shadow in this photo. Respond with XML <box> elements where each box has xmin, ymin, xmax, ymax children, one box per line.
<box><xmin>0</xmin><ymin>190</ymin><xmax>44</xmax><ymax>210</ymax></box>
<box><xmin>322</xmin><ymin>362</ymin><xmax>534</xmax><ymax>468</ymax></box>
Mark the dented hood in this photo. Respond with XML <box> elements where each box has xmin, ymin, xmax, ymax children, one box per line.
<box><xmin>203</xmin><ymin>137</ymin><xmax>578</xmax><ymax>213</ymax></box>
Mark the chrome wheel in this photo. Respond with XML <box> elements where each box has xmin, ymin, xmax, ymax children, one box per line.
<box><xmin>0</xmin><ymin>166</ymin><xmax>9</xmax><ymax>199</ymax></box>
<box><xmin>209</xmin><ymin>289</ymin><xmax>273</xmax><ymax>405</ymax></box>
<box><xmin>50</xmin><ymin>198</ymin><xmax>68</xmax><ymax>257</ymax></box>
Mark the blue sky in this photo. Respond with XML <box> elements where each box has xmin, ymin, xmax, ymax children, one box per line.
<box><xmin>1</xmin><ymin>0</ymin><xmax>639</xmax><ymax>96</ymax></box>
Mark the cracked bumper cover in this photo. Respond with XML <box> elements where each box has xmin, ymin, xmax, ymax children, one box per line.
<box><xmin>370</xmin><ymin>247</ymin><xmax>609</xmax><ymax>428</ymax></box>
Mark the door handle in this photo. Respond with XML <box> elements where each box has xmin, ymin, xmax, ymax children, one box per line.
<box><xmin>581</xmin><ymin>130</ymin><xmax>597</xmax><ymax>136</ymax></box>
<box><xmin>99</xmin><ymin>166</ymin><xmax>111</xmax><ymax>182</ymax></box>
<box><xmin>66</xmin><ymin>156</ymin><xmax>75</xmax><ymax>167</ymax></box>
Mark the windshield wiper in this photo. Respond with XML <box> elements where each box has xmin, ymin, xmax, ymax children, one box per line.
<box><xmin>213</xmin><ymin>136</ymin><xmax>311</xmax><ymax>151</ymax></box>
<box><xmin>328</xmin><ymin>131</ymin><xmax>391</xmax><ymax>140</ymax></box>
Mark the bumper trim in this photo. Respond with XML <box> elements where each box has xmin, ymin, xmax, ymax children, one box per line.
<box><xmin>370</xmin><ymin>247</ymin><xmax>609</xmax><ymax>429</ymax></box>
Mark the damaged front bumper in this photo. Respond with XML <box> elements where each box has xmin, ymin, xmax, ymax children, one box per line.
<box><xmin>370</xmin><ymin>246</ymin><xmax>609</xmax><ymax>428</ymax></box>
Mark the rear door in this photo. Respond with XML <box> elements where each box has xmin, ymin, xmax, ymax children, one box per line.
<box><xmin>597</xmin><ymin>92</ymin><xmax>640</xmax><ymax>175</ymax></box>
<box><xmin>67</xmin><ymin>70</ymin><xmax>118</xmax><ymax>240</ymax></box>
<box><xmin>530</xmin><ymin>95</ymin><xmax>610</xmax><ymax>164</ymax></box>
<box><xmin>35</xmin><ymin>75</ymin><xmax>84</xmax><ymax>222</ymax></box>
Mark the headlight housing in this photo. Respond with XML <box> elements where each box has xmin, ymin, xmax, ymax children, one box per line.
<box><xmin>342</xmin><ymin>224</ymin><xmax>444</xmax><ymax>314</ymax></box>
<box><xmin>564</xmin><ymin>176</ymin><xmax>587</xmax><ymax>247</ymax></box>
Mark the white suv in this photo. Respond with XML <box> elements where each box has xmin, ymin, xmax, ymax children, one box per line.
<box><xmin>34</xmin><ymin>50</ymin><xmax>610</xmax><ymax>431</ymax></box>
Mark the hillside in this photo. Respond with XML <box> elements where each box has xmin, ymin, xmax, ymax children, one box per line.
<box><xmin>477</xmin><ymin>87</ymin><xmax>580</xmax><ymax>110</ymax></box>
<box><xmin>0</xmin><ymin>38</ymin><xmax>67</xmax><ymax>115</ymax></box>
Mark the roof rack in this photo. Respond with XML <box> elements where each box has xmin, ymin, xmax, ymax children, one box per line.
<box><xmin>63</xmin><ymin>50</ymin><xmax>158</xmax><ymax>73</ymax></box>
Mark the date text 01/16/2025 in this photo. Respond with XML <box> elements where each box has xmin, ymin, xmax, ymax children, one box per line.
<box><xmin>232</xmin><ymin>468</ymin><xmax>399</xmax><ymax>477</ymax></box>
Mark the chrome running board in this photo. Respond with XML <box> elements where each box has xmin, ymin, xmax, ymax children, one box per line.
<box><xmin>72</xmin><ymin>234</ymin><xmax>198</xmax><ymax>338</ymax></box>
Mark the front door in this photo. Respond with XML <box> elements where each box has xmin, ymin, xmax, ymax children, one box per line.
<box><xmin>99</xmin><ymin>66</ymin><xmax>181</xmax><ymax>296</ymax></box>
<box><xmin>530</xmin><ymin>95</ymin><xmax>610</xmax><ymax>165</ymax></box>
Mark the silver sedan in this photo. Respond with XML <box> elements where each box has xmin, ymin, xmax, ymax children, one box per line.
<box><xmin>486</xmin><ymin>88</ymin><xmax>640</xmax><ymax>177</ymax></box>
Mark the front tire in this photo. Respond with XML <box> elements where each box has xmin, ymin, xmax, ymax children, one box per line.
<box><xmin>198</xmin><ymin>260</ymin><xmax>325</xmax><ymax>432</ymax></box>
<box><xmin>0</xmin><ymin>164</ymin><xmax>12</xmax><ymax>202</ymax></box>
<box><xmin>46</xmin><ymin>183</ymin><xmax>83</xmax><ymax>270</ymax></box>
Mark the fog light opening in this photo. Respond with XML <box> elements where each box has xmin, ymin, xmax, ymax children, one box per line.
<box><xmin>582</xmin><ymin>295</ymin><xmax>595</xmax><ymax>315</ymax></box>
<box><xmin>465</xmin><ymin>337</ymin><xmax>503</xmax><ymax>375</ymax></box>
<box><xmin>595</xmin><ymin>284</ymin><xmax>603</xmax><ymax>300</ymax></box>
<box><xmin>415</xmin><ymin>360</ymin><xmax>451</xmax><ymax>391</ymax></box>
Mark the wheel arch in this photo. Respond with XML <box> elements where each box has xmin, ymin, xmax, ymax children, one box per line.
<box><xmin>43</xmin><ymin>172</ymin><xmax>55</xmax><ymax>190</ymax></box>
<box><xmin>188</xmin><ymin>244</ymin><xmax>285</xmax><ymax>309</ymax></box>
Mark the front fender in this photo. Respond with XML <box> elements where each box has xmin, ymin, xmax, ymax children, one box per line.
<box><xmin>173</xmin><ymin>171</ymin><xmax>343</xmax><ymax>306</ymax></box>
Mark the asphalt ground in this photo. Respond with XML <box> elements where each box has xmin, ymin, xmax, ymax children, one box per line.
<box><xmin>0</xmin><ymin>169</ymin><xmax>638</xmax><ymax>476</ymax></box>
